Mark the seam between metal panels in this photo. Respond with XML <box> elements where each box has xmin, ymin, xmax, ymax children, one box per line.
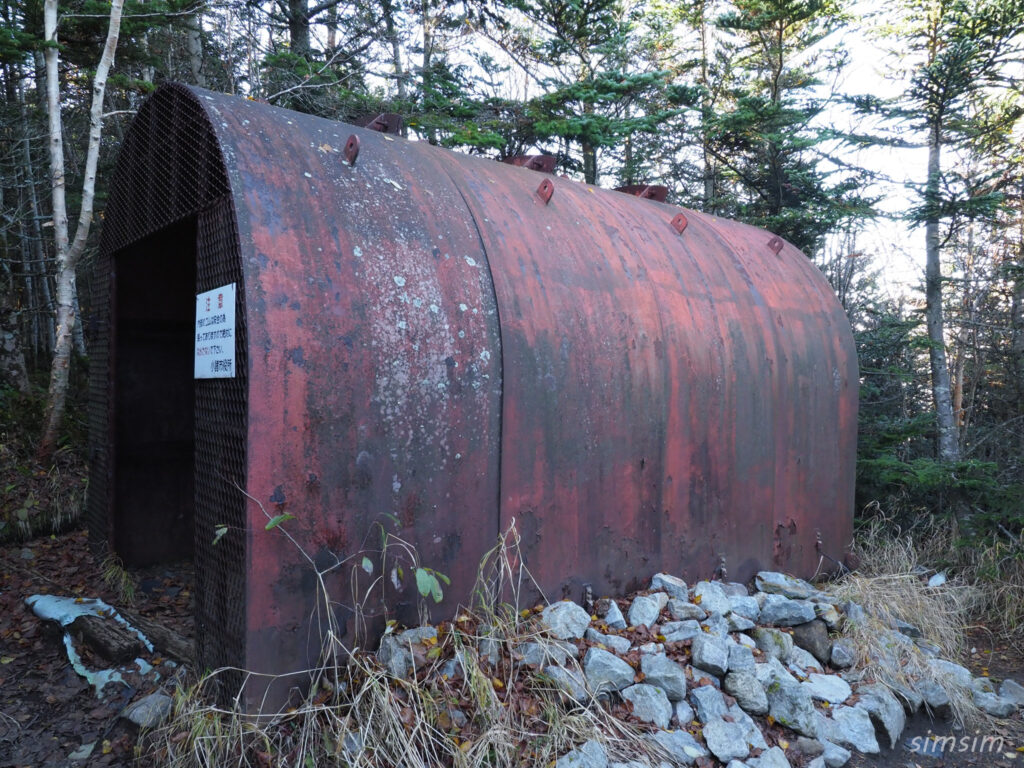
<box><xmin>438</xmin><ymin>162</ymin><xmax>506</xmax><ymax>545</ymax></box>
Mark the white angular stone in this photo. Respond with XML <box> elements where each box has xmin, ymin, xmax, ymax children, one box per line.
<box><xmin>641</xmin><ymin>653</ymin><xmax>688</xmax><ymax>701</ymax></box>
<box><xmin>646</xmin><ymin>729</ymin><xmax>709</xmax><ymax>765</ymax></box>
<box><xmin>803</xmin><ymin>673</ymin><xmax>852</xmax><ymax>704</ymax></box>
<box><xmin>651</xmin><ymin>573</ymin><xmax>688</xmax><ymax>600</ymax></box>
<box><xmin>674</xmin><ymin>699</ymin><xmax>695</xmax><ymax>726</ymax></box>
<box><xmin>667</xmin><ymin>599</ymin><xmax>706</xmax><ymax>621</ymax></box>
<box><xmin>690</xmin><ymin>684</ymin><xmax>728</xmax><ymax>722</ymax></box>
<box><xmin>927</xmin><ymin>658</ymin><xmax>972</xmax><ymax>686</ymax></box>
<box><xmin>603</xmin><ymin>600</ymin><xmax>627</xmax><ymax>630</ymax></box>
<box><xmin>753</xmin><ymin>627</ymin><xmax>794</xmax><ymax>661</ymax></box>
<box><xmin>661</xmin><ymin>619</ymin><xmax>701</xmax><ymax>642</ymax></box>
<box><xmin>747</xmin><ymin>746</ymin><xmax>792</xmax><ymax>768</ymax></box>
<box><xmin>759</xmin><ymin>594</ymin><xmax>816</xmax><ymax>626</ymax></box>
<box><xmin>829</xmin><ymin>637</ymin><xmax>856</xmax><ymax>669</ymax></box>
<box><xmin>692</xmin><ymin>633</ymin><xmax>730</xmax><ymax>677</ymax></box>
<box><xmin>637</xmin><ymin>642</ymin><xmax>664</xmax><ymax>655</ymax></box>
<box><xmin>724</xmin><ymin>671</ymin><xmax>769</xmax><ymax>715</ymax></box>
<box><xmin>827</xmin><ymin>706</ymin><xmax>880</xmax><ymax>754</ymax></box>
<box><xmin>542</xmin><ymin>601</ymin><xmax>593</xmax><ymax>640</ymax></box>
<box><xmin>727</xmin><ymin>613</ymin><xmax>756</xmax><ymax>632</ymax></box>
<box><xmin>556</xmin><ymin>739</ymin><xmax>608</xmax><ymax>768</ymax></box>
<box><xmin>122</xmin><ymin>693</ymin><xmax>173</xmax><ymax>728</ymax></box>
<box><xmin>628</xmin><ymin>594</ymin><xmax>664</xmax><ymax>629</ymax></box>
<box><xmin>544</xmin><ymin>665</ymin><xmax>589</xmax><ymax>703</ymax></box>
<box><xmin>585</xmin><ymin>628</ymin><xmax>631</xmax><ymax>655</ymax></box>
<box><xmin>973</xmin><ymin>690</ymin><xmax>1016</xmax><ymax>717</ymax></box>
<box><xmin>728</xmin><ymin>703</ymin><xmax>769</xmax><ymax>750</ymax></box>
<box><xmin>728</xmin><ymin>643</ymin><xmax>756</xmax><ymax>673</ymax></box>
<box><xmin>764</xmin><ymin>677</ymin><xmax>818</xmax><ymax>737</ymax></box>
<box><xmin>789</xmin><ymin>645</ymin><xmax>823</xmax><ymax>672</ymax></box>
<box><xmin>515</xmin><ymin>640</ymin><xmax>575</xmax><ymax>667</ymax></box>
<box><xmin>583</xmin><ymin>647</ymin><xmax>635</xmax><ymax>694</ymax></box>
<box><xmin>917</xmin><ymin>679</ymin><xmax>951</xmax><ymax>712</ymax></box>
<box><xmin>703</xmin><ymin>612</ymin><xmax>730</xmax><ymax>637</ymax></box>
<box><xmin>755</xmin><ymin>571</ymin><xmax>818</xmax><ymax>600</ymax></box>
<box><xmin>855</xmin><ymin>683</ymin><xmax>905</xmax><ymax>748</ymax></box>
<box><xmin>623</xmin><ymin>683</ymin><xmax>673</xmax><ymax>728</ymax></box>
<box><xmin>754</xmin><ymin>656</ymin><xmax>797</xmax><ymax>687</ymax></box>
<box><xmin>721</xmin><ymin>582</ymin><xmax>749</xmax><ymax>597</ymax></box>
<box><xmin>821</xmin><ymin>740</ymin><xmax>852</xmax><ymax>768</ymax></box>
<box><xmin>694</xmin><ymin>581</ymin><xmax>732</xmax><ymax>616</ymax></box>
<box><xmin>702</xmin><ymin>718</ymin><xmax>750</xmax><ymax>763</ymax></box>
<box><xmin>728</xmin><ymin>595</ymin><xmax>761</xmax><ymax>620</ymax></box>
<box><xmin>999</xmin><ymin>678</ymin><xmax>1024</xmax><ymax>706</ymax></box>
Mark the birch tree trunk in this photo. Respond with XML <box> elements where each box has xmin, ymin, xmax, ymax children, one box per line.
<box><xmin>38</xmin><ymin>0</ymin><xmax>125</xmax><ymax>461</ymax></box>
<box><xmin>186</xmin><ymin>11</ymin><xmax>206</xmax><ymax>87</ymax></box>
<box><xmin>923</xmin><ymin>124</ymin><xmax>961</xmax><ymax>463</ymax></box>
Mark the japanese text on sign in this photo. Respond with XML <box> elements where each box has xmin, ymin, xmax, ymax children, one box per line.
<box><xmin>195</xmin><ymin>283</ymin><xmax>236</xmax><ymax>378</ymax></box>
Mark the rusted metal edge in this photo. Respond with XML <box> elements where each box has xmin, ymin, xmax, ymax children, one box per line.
<box><xmin>503</xmin><ymin>154</ymin><xmax>557</xmax><ymax>173</ymax></box>
<box><xmin>615</xmin><ymin>184</ymin><xmax>668</xmax><ymax>202</ymax></box>
<box><xmin>358</xmin><ymin>113</ymin><xmax>403</xmax><ymax>134</ymax></box>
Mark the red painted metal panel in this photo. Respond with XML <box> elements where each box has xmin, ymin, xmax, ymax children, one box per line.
<box><xmin>437</xmin><ymin>158</ymin><xmax>856</xmax><ymax>598</ymax></box>
<box><xmin>199</xmin><ymin>93</ymin><xmax>503</xmax><ymax>701</ymax></box>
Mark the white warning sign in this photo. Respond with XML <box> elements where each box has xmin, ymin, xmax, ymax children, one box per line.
<box><xmin>194</xmin><ymin>283</ymin><xmax>236</xmax><ymax>379</ymax></box>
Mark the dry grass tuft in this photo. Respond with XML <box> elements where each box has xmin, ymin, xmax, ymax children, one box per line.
<box><xmin>828</xmin><ymin>511</ymin><xmax>1024</xmax><ymax>729</ymax></box>
<box><xmin>142</xmin><ymin>524</ymin><xmax>657</xmax><ymax>768</ymax></box>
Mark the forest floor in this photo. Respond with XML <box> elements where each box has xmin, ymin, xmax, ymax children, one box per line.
<box><xmin>0</xmin><ymin>529</ymin><xmax>194</xmax><ymax>768</ymax></box>
<box><xmin>2</xmin><ymin>525</ymin><xmax>1022</xmax><ymax>768</ymax></box>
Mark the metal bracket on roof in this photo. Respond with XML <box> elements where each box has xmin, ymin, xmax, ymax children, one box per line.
<box><xmin>344</xmin><ymin>135</ymin><xmax>360</xmax><ymax>166</ymax></box>
<box><xmin>359</xmin><ymin>113</ymin><xmax>403</xmax><ymax>134</ymax></box>
<box><xmin>615</xmin><ymin>184</ymin><xmax>668</xmax><ymax>202</ymax></box>
<box><xmin>503</xmin><ymin>154</ymin><xmax>557</xmax><ymax>173</ymax></box>
<box><xmin>671</xmin><ymin>213</ymin><xmax>688</xmax><ymax>234</ymax></box>
<box><xmin>767</xmin><ymin>236</ymin><xmax>784</xmax><ymax>255</ymax></box>
<box><xmin>537</xmin><ymin>178</ymin><xmax>554</xmax><ymax>205</ymax></box>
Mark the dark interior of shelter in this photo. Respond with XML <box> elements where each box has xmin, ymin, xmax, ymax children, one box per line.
<box><xmin>112</xmin><ymin>216</ymin><xmax>196</xmax><ymax>566</ymax></box>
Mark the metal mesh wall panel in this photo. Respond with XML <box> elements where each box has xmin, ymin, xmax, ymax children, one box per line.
<box><xmin>88</xmin><ymin>84</ymin><xmax>246</xmax><ymax>687</ymax></box>
<box><xmin>194</xmin><ymin>196</ymin><xmax>247</xmax><ymax>697</ymax></box>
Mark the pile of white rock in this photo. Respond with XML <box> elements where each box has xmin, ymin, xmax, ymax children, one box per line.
<box><xmin>377</xmin><ymin>570</ymin><xmax>1024</xmax><ymax>768</ymax></box>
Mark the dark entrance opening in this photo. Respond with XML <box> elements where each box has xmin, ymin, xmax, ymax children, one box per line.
<box><xmin>112</xmin><ymin>217</ymin><xmax>197</xmax><ymax>566</ymax></box>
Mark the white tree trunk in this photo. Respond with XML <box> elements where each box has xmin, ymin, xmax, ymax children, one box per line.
<box><xmin>924</xmin><ymin>125</ymin><xmax>960</xmax><ymax>463</ymax></box>
<box><xmin>186</xmin><ymin>11</ymin><xmax>206</xmax><ymax>87</ymax></box>
<box><xmin>38</xmin><ymin>0</ymin><xmax>125</xmax><ymax>461</ymax></box>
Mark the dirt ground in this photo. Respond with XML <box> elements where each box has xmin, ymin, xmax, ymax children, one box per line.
<box><xmin>0</xmin><ymin>530</ymin><xmax>194</xmax><ymax>768</ymax></box>
<box><xmin>1</xmin><ymin>528</ymin><xmax>1022</xmax><ymax>768</ymax></box>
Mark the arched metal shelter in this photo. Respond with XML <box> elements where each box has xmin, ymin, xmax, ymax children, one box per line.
<box><xmin>88</xmin><ymin>83</ymin><xmax>857</xmax><ymax>707</ymax></box>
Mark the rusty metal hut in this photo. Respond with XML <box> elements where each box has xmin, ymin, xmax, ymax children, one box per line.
<box><xmin>87</xmin><ymin>83</ymin><xmax>857</xmax><ymax>706</ymax></box>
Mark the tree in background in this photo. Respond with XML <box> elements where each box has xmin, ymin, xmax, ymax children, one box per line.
<box><xmin>874</xmin><ymin>0</ymin><xmax>1024</xmax><ymax>463</ymax></box>
<box><xmin>37</xmin><ymin>0</ymin><xmax>124</xmax><ymax>460</ymax></box>
<box><xmin>706</xmin><ymin>0</ymin><xmax>873</xmax><ymax>257</ymax></box>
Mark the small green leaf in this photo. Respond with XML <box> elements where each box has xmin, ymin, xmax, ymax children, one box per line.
<box><xmin>265</xmin><ymin>513</ymin><xmax>295</xmax><ymax>531</ymax></box>
<box><xmin>361</xmin><ymin>556</ymin><xmax>374</xmax><ymax>575</ymax></box>
<box><xmin>436</xmin><ymin>571</ymin><xmax>451</xmax><ymax>586</ymax></box>
<box><xmin>16</xmin><ymin>508</ymin><xmax>29</xmax><ymax>521</ymax></box>
<box><xmin>212</xmin><ymin>525</ymin><xmax>228</xmax><ymax>546</ymax></box>
<box><xmin>415</xmin><ymin>568</ymin><xmax>435</xmax><ymax>598</ymax></box>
